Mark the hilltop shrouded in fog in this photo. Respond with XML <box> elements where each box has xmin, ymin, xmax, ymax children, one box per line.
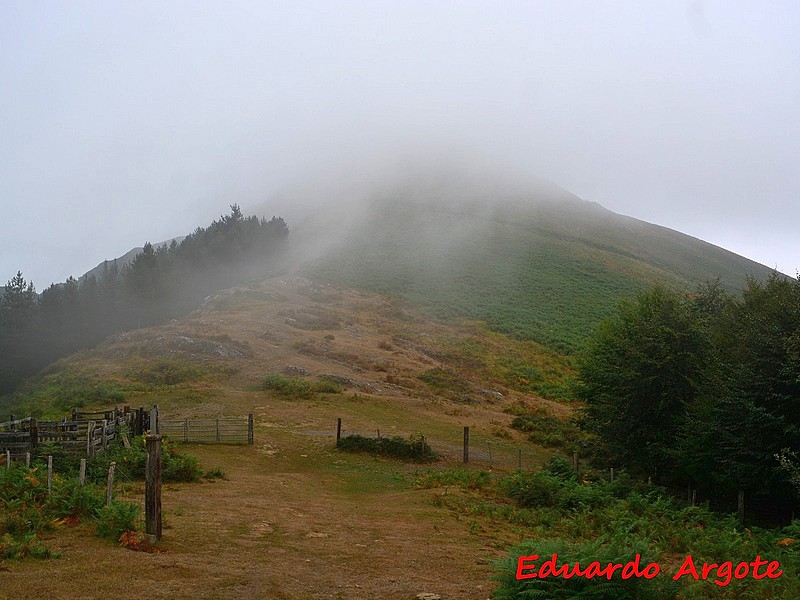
<box><xmin>2</xmin><ymin>2</ymin><xmax>799</xmax><ymax>286</ymax></box>
<box><xmin>252</xmin><ymin>156</ymin><xmax>778</xmax><ymax>353</ymax></box>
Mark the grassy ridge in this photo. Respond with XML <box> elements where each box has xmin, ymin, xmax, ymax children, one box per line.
<box><xmin>307</xmin><ymin>197</ymin><xmax>776</xmax><ymax>353</ymax></box>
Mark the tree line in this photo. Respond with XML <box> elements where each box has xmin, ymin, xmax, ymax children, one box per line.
<box><xmin>577</xmin><ymin>273</ymin><xmax>800</xmax><ymax>516</ymax></box>
<box><xmin>0</xmin><ymin>205</ymin><xmax>288</xmax><ymax>396</ymax></box>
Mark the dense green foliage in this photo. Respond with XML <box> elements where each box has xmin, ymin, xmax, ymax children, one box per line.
<box><xmin>417</xmin><ymin>460</ymin><xmax>800</xmax><ymax>598</ymax></box>
<box><xmin>338</xmin><ymin>433</ymin><xmax>437</xmax><ymax>462</ymax></box>
<box><xmin>0</xmin><ymin>461</ymin><xmax>127</xmax><ymax>559</ymax></box>
<box><xmin>510</xmin><ymin>408</ymin><xmax>586</xmax><ymax>450</ymax></box>
<box><xmin>0</xmin><ymin>206</ymin><xmax>288</xmax><ymax>396</ymax></box>
<box><xmin>0</xmin><ymin>435</ymin><xmax>209</xmax><ymax>560</ymax></box>
<box><xmin>577</xmin><ymin>276</ymin><xmax>800</xmax><ymax>517</ymax></box>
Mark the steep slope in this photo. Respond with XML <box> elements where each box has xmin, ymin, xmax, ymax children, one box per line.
<box><xmin>283</xmin><ymin>177</ymin><xmax>777</xmax><ymax>353</ymax></box>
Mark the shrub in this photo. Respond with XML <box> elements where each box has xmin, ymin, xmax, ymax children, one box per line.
<box><xmin>262</xmin><ymin>374</ymin><xmax>314</xmax><ymax>397</ymax></box>
<box><xmin>495</xmin><ymin>537</ymin><xmax>678</xmax><ymax>600</ymax></box>
<box><xmin>0</xmin><ymin>533</ymin><xmax>56</xmax><ymax>560</ymax></box>
<box><xmin>338</xmin><ymin>433</ymin><xmax>437</xmax><ymax>462</ymax></box>
<box><xmin>262</xmin><ymin>373</ymin><xmax>342</xmax><ymax>398</ymax></box>
<box><xmin>45</xmin><ymin>478</ymin><xmax>104</xmax><ymax>519</ymax></box>
<box><xmin>96</xmin><ymin>501</ymin><xmax>140</xmax><ymax>540</ymax></box>
<box><xmin>315</xmin><ymin>379</ymin><xmax>343</xmax><ymax>394</ymax></box>
<box><xmin>510</xmin><ymin>408</ymin><xmax>584</xmax><ymax>449</ymax></box>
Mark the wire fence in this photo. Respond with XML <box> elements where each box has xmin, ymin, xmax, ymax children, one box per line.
<box><xmin>334</xmin><ymin>420</ymin><xmax>547</xmax><ymax>472</ymax></box>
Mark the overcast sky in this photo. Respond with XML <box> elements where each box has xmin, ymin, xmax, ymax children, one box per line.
<box><xmin>2</xmin><ymin>1</ymin><xmax>799</xmax><ymax>287</ymax></box>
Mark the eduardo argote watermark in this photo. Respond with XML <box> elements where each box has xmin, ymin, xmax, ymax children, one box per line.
<box><xmin>516</xmin><ymin>553</ymin><xmax>783</xmax><ymax>587</ymax></box>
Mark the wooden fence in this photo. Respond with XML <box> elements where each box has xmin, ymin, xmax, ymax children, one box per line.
<box><xmin>0</xmin><ymin>406</ymin><xmax>152</xmax><ymax>459</ymax></box>
<box><xmin>1</xmin><ymin>408</ymin><xmax>254</xmax><ymax>456</ymax></box>
<box><xmin>159</xmin><ymin>415</ymin><xmax>254</xmax><ymax>445</ymax></box>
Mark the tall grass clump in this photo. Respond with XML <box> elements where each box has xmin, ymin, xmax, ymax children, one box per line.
<box><xmin>262</xmin><ymin>373</ymin><xmax>342</xmax><ymax>398</ymax></box>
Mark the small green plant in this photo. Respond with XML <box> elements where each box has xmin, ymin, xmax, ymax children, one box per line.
<box><xmin>203</xmin><ymin>466</ymin><xmax>226</xmax><ymax>479</ymax></box>
<box><xmin>415</xmin><ymin>468</ymin><xmax>492</xmax><ymax>490</ymax></box>
<box><xmin>263</xmin><ymin>374</ymin><xmax>314</xmax><ymax>397</ymax></box>
<box><xmin>315</xmin><ymin>379</ymin><xmax>343</xmax><ymax>394</ymax></box>
<box><xmin>0</xmin><ymin>533</ymin><xmax>57</xmax><ymax>560</ymax></box>
<box><xmin>95</xmin><ymin>501</ymin><xmax>140</xmax><ymax>540</ymax></box>
<box><xmin>262</xmin><ymin>373</ymin><xmax>342</xmax><ymax>398</ymax></box>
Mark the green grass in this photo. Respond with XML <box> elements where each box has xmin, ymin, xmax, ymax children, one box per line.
<box><xmin>421</xmin><ymin>459</ymin><xmax>800</xmax><ymax>599</ymax></box>
<box><xmin>308</xmin><ymin>197</ymin><xmax>775</xmax><ymax>354</ymax></box>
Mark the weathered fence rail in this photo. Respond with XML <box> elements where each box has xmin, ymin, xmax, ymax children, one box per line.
<box><xmin>159</xmin><ymin>415</ymin><xmax>254</xmax><ymax>445</ymax></box>
<box><xmin>1</xmin><ymin>407</ymin><xmax>254</xmax><ymax>456</ymax></box>
<box><xmin>0</xmin><ymin>406</ymin><xmax>153</xmax><ymax>458</ymax></box>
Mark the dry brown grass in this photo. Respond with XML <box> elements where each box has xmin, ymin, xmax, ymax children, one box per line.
<box><xmin>0</xmin><ymin>276</ymin><xmax>575</xmax><ymax>599</ymax></box>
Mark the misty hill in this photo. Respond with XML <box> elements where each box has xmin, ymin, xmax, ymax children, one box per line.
<box><xmin>277</xmin><ymin>169</ymin><xmax>777</xmax><ymax>353</ymax></box>
<box><xmin>80</xmin><ymin>236</ymin><xmax>186</xmax><ymax>282</ymax></box>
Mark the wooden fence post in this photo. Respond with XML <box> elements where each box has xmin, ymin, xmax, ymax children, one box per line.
<box><xmin>145</xmin><ymin>435</ymin><xmax>162</xmax><ymax>540</ymax></box>
<box><xmin>87</xmin><ymin>421</ymin><xmax>95</xmax><ymax>457</ymax></box>
<box><xmin>150</xmin><ymin>405</ymin><xmax>159</xmax><ymax>435</ymax></box>
<box><xmin>30</xmin><ymin>418</ymin><xmax>38</xmax><ymax>450</ymax></box>
<box><xmin>572</xmin><ymin>450</ymin><xmax>579</xmax><ymax>472</ymax></box>
<box><xmin>336</xmin><ymin>418</ymin><xmax>342</xmax><ymax>446</ymax></box>
<box><xmin>463</xmin><ymin>426</ymin><xmax>469</xmax><ymax>464</ymax></box>
<box><xmin>106</xmin><ymin>462</ymin><xmax>116</xmax><ymax>506</ymax></box>
<box><xmin>184</xmin><ymin>418</ymin><xmax>189</xmax><ymax>443</ymax></box>
<box><xmin>79</xmin><ymin>458</ymin><xmax>86</xmax><ymax>485</ymax></box>
<box><xmin>25</xmin><ymin>452</ymin><xmax>30</xmax><ymax>468</ymax></box>
<box><xmin>5</xmin><ymin>450</ymin><xmax>9</xmax><ymax>471</ymax></box>
<box><xmin>47</xmin><ymin>455</ymin><xmax>53</xmax><ymax>494</ymax></box>
<box><xmin>248</xmin><ymin>414</ymin><xmax>254</xmax><ymax>445</ymax></box>
<box><xmin>101</xmin><ymin>419</ymin><xmax>108</xmax><ymax>451</ymax></box>
<box><xmin>610</xmin><ymin>468</ymin><xmax>615</xmax><ymax>482</ymax></box>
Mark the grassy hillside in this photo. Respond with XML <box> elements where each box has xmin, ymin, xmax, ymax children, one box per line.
<box><xmin>3</xmin><ymin>276</ymin><xmax>796</xmax><ymax>599</ymax></box>
<box><xmin>302</xmin><ymin>192</ymin><xmax>777</xmax><ymax>353</ymax></box>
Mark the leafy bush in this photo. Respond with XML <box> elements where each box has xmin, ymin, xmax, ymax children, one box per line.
<box><xmin>262</xmin><ymin>374</ymin><xmax>342</xmax><ymax>398</ymax></box>
<box><xmin>96</xmin><ymin>501</ymin><xmax>140</xmax><ymax>540</ymax></box>
<box><xmin>338</xmin><ymin>433</ymin><xmax>437</xmax><ymax>462</ymax></box>
<box><xmin>510</xmin><ymin>408</ymin><xmax>585</xmax><ymax>450</ymax></box>
<box><xmin>45</xmin><ymin>478</ymin><xmax>104</xmax><ymax>519</ymax></box>
<box><xmin>315</xmin><ymin>379</ymin><xmax>343</xmax><ymax>394</ymax></box>
<box><xmin>495</xmin><ymin>537</ymin><xmax>678</xmax><ymax>600</ymax></box>
<box><xmin>86</xmin><ymin>435</ymin><xmax>202</xmax><ymax>483</ymax></box>
<box><xmin>162</xmin><ymin>445</ymin><xmax>202</xmax><ymax>482</ymax></box>
<box><xmin>0</xmin><ymin>533</ymin><xmax>56</xmax><ymax>560</ymax></box>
